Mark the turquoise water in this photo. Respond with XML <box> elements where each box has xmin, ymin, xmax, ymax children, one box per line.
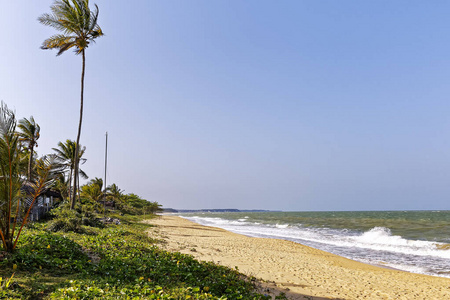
<box><xmin>179</xmin><ymin>210</ymin><xmax>450</xmax><ymax>278</ymax></box>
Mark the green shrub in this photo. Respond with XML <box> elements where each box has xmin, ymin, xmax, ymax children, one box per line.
<box><xmin>80</xmin><ymin>211</ymin><xmax>104</xmax><ymax>228</ymax></box>
<box><xmin>47</xmin><ymin>209</ymin><xmax>83</xmax><ymax>233</ymax></box>
<box><xmin>3</xmin><ymin>232</ymin><xmax>91</xmax><ymax>273</ymax></box>
<box><xmin>46</xmin><ymin>204</ymin><xmax>104</xmax><ymax>233</ymax></box>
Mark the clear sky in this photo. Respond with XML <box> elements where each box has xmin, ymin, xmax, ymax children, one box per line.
<box><xmin>2</xmin><ymin>1</ymin><xmax>450</xmax><ymax>211</ymax></box>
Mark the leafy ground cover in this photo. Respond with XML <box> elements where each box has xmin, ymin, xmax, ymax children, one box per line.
<box><xmin>0</xmin><ymin>215</ymin><xmax>271</xmax><ymax>299</ymax></box>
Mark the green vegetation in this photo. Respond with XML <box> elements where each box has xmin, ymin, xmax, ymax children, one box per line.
<box><xmin>0</xmin><ymin>103</ymin><xmax>62</xmax><ymax>253</ymax></box>
<box><xmin>0</xmin><ymin>106</ymin><xmax>267</xmax><ymax>297</ymax></box>
<box><xmin>0</xmin><ymin>215</ymin><xmax>270</xmax><ymax>299</ymax></box>
<box><xmin>119</xmin><ymin>193</ymin><xmax>163</xmax><ymax>216</ymax></box>
<box><xmin>17</xmin><ymin>116</ymin><xmax>40</xmax><ymax>182</ymax></box>
<box><xmin>52</xmin><ymin>139</ymin><xmax>88</xmax><ymax>201</ymax></box>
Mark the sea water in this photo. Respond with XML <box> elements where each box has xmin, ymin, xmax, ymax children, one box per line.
<box><xmin>177</xmin><ymin>210</ymin><xmax>450</xmax><ymax>278</ymax></box>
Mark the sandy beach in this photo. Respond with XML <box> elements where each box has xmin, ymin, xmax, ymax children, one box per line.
<box><xmin>146</xmin><ymin>215</ymin><xmax>450</xmax><ymax>300</ymax></box>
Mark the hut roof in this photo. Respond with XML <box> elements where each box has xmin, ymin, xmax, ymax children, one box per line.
<box><xmin>20</xmin><ymin>183</ymin><xmax>63</xmax><ymax>199</ymax></box>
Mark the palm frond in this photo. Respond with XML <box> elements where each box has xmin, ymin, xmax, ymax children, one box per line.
<box><xmin>17</xmin><ymin>116</ymin><xmax>40</xmax><ymax>148</ymax></box>
<box><xmin>88</xmin><ymin>4</ymin><xmax>99</xmax><ymax>32</ymax></box>
<box><xmin>50</xmin><ymin>0</ymin><xmax>84</xmax><ymax>35</ymax></box>
<box><xmin>41</xmin><ymin>34</ymin><xmax>78</xmax><ymax>56</ymax></box>
<box><xmin>38</xmin><ymin>13</ymin><xmax>71</xmax><ymax>33</ymax></box>
<box><xmin>79</xmin><ymin>169</ymin><xmax>88</xmax><ymax>179</ymax></box>
<box><xmin>12</xmin><ymin>155</ymin><xmax>64</xmax><ymax>250</ymax></box>
<box><xmin>0</xmin><ymin>102</ymin><xmax>17</xmax><ymax>143</ymax></box>
<box><xmin>0</xmin><ymin>102</ymin><xmax>24</xmax><ymax>251</ymax></box>
<box><xmin>40</xmin><ymin>0</ymin><xmax>104</xmax><ymax>55</ymax></box>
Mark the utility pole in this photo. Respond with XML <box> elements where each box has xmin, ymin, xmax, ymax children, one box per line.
<box><xmin>103</xmin><ymin>132</ymin><xmax>108</xmax><ymax>217</ymax></box>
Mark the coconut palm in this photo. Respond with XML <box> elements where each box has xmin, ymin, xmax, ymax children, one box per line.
<box><xmin>17</xmin><ymin>116</ymin><xmax>40</xmax><ymax>182</ymax></box>
<box><xmin>89</xmin><ymin>177</ymin><xmax>103</xmax><ymax>190</ymax></box>
<box><xmin>80</xmin><ymin>178</ymin><xmax>105</xmax><ymax>213</ymax></box>
<box><xmin>81</xmin><ymin>179</ymin><xmax>103</xmax><ymax>202</ymax></box>
<box><xmin>52</xmin><ymin>140</ymin><xmax>88</xmax><ymax>200</ymax></box>
<box><xmin>0</xmin><ymin>102</ymin><xmax>61</xmax><ymax>252</ymax></box>
<box><xmin>107</xmin><ymin>183</ymin><xmax>124</xmax><ymax>208</ymax></box>
<box><xmin>51</xmin><ymin>173</ymin><xmax>70</xmax><ymax>201</ymax></box>
<box><xmin>107</xmin><ymin>183</ymin><xmax>123</xmax><ymax>199</ymax></box>
<box><xmin>39</xmin><ymin>0</ymin><xmax>103</xmax><ymax>209</ymax></box>
<box><xmin>0</xmin><ymin>102</ymin><xmax>22</xmax><ymax>251</ymax></box>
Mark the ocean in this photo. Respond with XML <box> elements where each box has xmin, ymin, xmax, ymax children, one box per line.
<box><xmin>177</xmin><ymin>210</ymin><xmax>450</xmax><ymax>278</ymax></box>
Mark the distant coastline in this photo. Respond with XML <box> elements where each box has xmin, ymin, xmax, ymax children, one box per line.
<box><xmin>162</xmin><ymin>208</ymin><xmax>272</xmax><ymax>213</ymax></box>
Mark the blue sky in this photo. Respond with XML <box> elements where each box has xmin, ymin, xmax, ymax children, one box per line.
<box><xmin>2</xmin><ymin>1</ymin><xmax>450</xmax><ymax>211</ymax></box>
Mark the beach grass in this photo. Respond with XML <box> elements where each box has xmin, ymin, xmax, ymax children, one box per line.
<box><xmin>0</xmin><ymin>215</ymin><xmax>271</xmax><ymax>299</ymax></box>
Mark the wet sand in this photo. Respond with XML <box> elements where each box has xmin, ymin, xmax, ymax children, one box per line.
<box><xmin>145</xmin><ymin>215</ymin><xmax>450</xmax><ymax>299</ymax></box>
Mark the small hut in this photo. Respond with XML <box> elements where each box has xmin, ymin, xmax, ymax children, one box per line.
<box><xmin>20</xmin><ymin>184</ymin><xmax>63</xmax><ymax>221</ymax></box>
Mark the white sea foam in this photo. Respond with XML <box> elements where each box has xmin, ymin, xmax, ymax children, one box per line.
<box><xmin>275</xmin><ymin>224</ymin><xmax>289</xmax><ymax>229</ymax></box>
<box><xmin>349</xmin><ymin>227</ymin><xmax>450</xmax><ymax>259</ymax></box>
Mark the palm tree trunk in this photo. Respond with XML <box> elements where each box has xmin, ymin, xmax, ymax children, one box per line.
<box><xmin>77</xmin><ymin>171</ymin><xmax>81</xmax><ymax>204</ymax></box>
<box><xmin>68</xmin><ymin>166</ymin><xmax>73</xmax><ymax>201</ymax></box>
<box><xmin>27</xmin><ymin>145</ymin><xmax>33</xmax><ymax>182</ymax></box>
<box><xmin>71</xmin><ymin>49</ymin><xmax>85</xmax><ymax>209</ymax></box>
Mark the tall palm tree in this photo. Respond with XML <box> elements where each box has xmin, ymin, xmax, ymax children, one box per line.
<box><xmin>52</xmin><ymin>140</ymin><xmax>88</xmax><ymax>201</ymax></box>
<box><xmin>17</xmin><ymin>117</ymin><xmax>40</xmax><ymax>182</ymax></box>
<box><xmin>39</xmin><ymin>0</ymin><xmax>103</xmax><ymax>209</ymax></box>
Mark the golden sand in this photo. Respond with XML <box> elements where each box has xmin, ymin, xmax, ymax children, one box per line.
<box><xmin>145</xmin><ymin>215</ymin><xmax>450</xmax><ymax>300</ymax></box>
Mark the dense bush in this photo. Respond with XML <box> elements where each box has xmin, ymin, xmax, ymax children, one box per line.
<box><xmin>46</xmin><ymin>208</ymin><xmax>83</xmax><ymax>233</ymax></box>
<box><xmin>3</xmin><ymin>232</ymin><xmax>90</xmax><ymax>272</ymax></box>
<box><xmin>46</xmin><ymin>203</ymin><xmax>104</xmax><ymax>233</ymax></box>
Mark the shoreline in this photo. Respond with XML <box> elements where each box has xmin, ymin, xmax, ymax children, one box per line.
<box><xmin>174</xmin><ymin>214</ymin><xmax>406</xmax><ymax>274</ymax></box>
<box><xmin>146</xmin><ymin>215</ymin><xmax>450</xmax><ymax>299</ymax></box>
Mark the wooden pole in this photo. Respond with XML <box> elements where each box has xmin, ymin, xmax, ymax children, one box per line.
<box><xmin>103</xmin><ymin>132</ymin><xmax>108</xmax><ymax>217</ymax></box>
